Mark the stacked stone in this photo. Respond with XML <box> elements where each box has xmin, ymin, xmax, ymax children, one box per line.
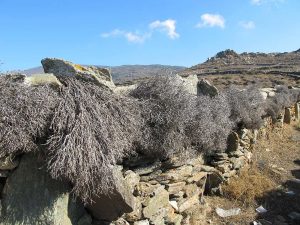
<box><xmin>208</xmin><ymin>129</ymin><xmax>253</xmax><ymax>191</ymax></box>
<box><xmin>109</xmin><ymin>156</ymin><xmax>208</xmax><ymax>225</ymax></box>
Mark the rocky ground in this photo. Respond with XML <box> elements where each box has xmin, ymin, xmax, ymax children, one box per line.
<box><xmin>203</xmin><ymin>121</ymin><xmax>300</xmax><ymax>225</ymax></box>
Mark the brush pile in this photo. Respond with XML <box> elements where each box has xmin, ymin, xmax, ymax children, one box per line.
<box><xmin>0</xmin><ymin>68</ymin><xmax>299</xmax><ymax>203</ymax></box>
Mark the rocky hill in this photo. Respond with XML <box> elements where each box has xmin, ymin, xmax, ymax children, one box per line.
<box><xmin>180</xmin><ymin>49</ymin><xmax>300</xmax><ymax>77</ymax></box>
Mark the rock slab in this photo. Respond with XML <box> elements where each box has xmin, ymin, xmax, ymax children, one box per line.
<box><xmin>1</xmin><ymin>153</ymin><xmax>86</xmax><ymax>225</ymax></box>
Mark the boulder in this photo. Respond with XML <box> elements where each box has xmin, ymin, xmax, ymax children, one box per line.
<box><xmin>23</xmin><ymin>73</ymin><xmax>62</xmax><ymax>88</ymax></box>
<box><xmin>87</xmin><ymin>166</ymin><xmax>135</xmax><ymax>221</ymax></box>
<box><xmin>41</xmin><ymin>58</ymin><xmax>115</xmax><ymax>90</ymax></box>
<box><xmin>197</xmin><ymin>79</ymin><xmax>219</xmax><ymax>97</ymax></box>
<box><xmin>1</xmin><ymin>153</ymin><xmax>86</xmax><ymax>225</ymax></box>
<box><xmin>179</xmin><ymin>74</ymin><xmax>198</xmax><ymax>95</ymax></box>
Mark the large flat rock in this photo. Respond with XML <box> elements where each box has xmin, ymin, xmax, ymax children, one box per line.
<box><xmin>1</xmin><ymin>153</ymin><xmax>86</xmax><ymax>225</ymax></box>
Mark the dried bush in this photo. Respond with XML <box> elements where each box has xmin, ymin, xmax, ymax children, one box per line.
<box><xmin>0</xmin><ymin>74</ymin><xmax>59</xmax><ymax>157</ymax></box>
<box><xmin>223</xmin><ymin>167</ymin><xmax>275</xmax><ymax>205</ymax></box>
<box><xmin>265</xmin><ymin>86</ymin><xmax>300</xmax><ymax>120</ymax></box>
<box><xmin>186</xmin><ymin>94</ymin><xmax>235</xmax><ymax>153</ymax></box>
<box><xmin>130</xmin><ymin>75</ymin><xmax>196</xmax><ymax>158</ymax></box>
<box><xmin>47</xmin><ymin>77</ymin><xmax>142</xmax><ymax>203</ymax></box>
<box><xmin>224</xmin><ymin>86</ymin><xmax>266</xmax><ymax>129</ymax></box>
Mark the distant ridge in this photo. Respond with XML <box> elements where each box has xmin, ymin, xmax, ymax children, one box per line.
<box><xmin>180</xmin><ymin>49</ymin><xmax>300</xmax><ymax>76</ymax></box>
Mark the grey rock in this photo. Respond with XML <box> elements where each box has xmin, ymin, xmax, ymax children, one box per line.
<box><xmin>124</xmin><ymin>170</ymin><xmax>140</xmax><ymax>193</ymax></box>
<box><xmin>179</xmin><ymin>74</ymin><xmax>198</xmax><ymax>95</ymax></box>
<box><xmin>1</xmin><ymin>153</ymin><xmax>85</xmax><ymax>225</ymax></box>
<box><xmin>197</xmin><ymin>79</ymin><xmax>219</xmax><ymax>97</ymax></box>
<box><xmin>155</xmin><ymin>165</ymin><xmax>193</xmax><ymax>183</ymax></box>
<box><xmin>166</xmin><ymin>182</ymin><xmax>186</xmax><ymax>195</ymax></box>
<box><xmin>143</xmin><ymin>187</ymin><xmax>171</xmax><ymax>225</ymax></box>
<box><xmin>284</xmin><ymin>107</ymin><xmax>292</xmax><ymax>124</ymax></box>
<box><xmin>133</xmin><ymin>161</ymin><xmax>161</xmax><ymax>176</ymax></box>
<box><xmin>77</xmin><ymin>213</ymin><xmax>92</xmax><ymax>225</ymax></box>
<box><xmin>87</xmin><ymin>166</ymin><xmax>135</xmax><ymax>221</ymax></box>
<box><xmin>227</xmin><ymin>132</ymin><xmax>240</xmax><ymax>153</ymax></box>
<box><xmin>41</xmin><ymin>58</ymin><xmax>115</xmax><ymax>90</ymax></box>
<box><xmin>178</xmin><ymin>194</ymin><xmax>199</xmax><ymax>213</ymax></box>
<box><xmin>205</xmin><ymin>172</ymin><xmax>224</xmax><ymax>193</ymax></box>
<box><xmin>229</xmin><ymin>157</ymin><xmax>245</xmax><ymax>169</ymax></box>
<box><xmin>23</xmin><ymin>73</ymin><xmax>62</xmax><ymax>88</ymax></box>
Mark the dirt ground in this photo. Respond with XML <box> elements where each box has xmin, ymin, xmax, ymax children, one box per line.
<box><xmin>204</xmin><ymin>74</ymin><xmax>300</xmax><ymax>90</ymax></box>
<box><xmin>203</xmin><ymin>121</ymin><xmax>300</xmax><ymax>225</ymax></box>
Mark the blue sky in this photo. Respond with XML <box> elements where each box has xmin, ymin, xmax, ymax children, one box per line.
<box><xmin>0</xmin><ymin>0</ymin><xmax>300</xmax><ymax>71</ymax></box>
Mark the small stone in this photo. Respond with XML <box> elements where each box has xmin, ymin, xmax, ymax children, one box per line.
<box><xmin>216</xmin><ymin>163</ymin><xmax>232</xmax><ymax>173</ymax></box>
<box><xmin>143</xmin><ymin>187</ymin><xmax>171</xmax><ymax>225</ymax></box>
<box><xmin>133</xmin><ymin>220</ymin><xmax>150</xmax><ymax>225</ymax></box>
<box><xmin>183</xmin><ymin>184</ymin><xmax>200</xmax><ymax>198</ymax></box>
<box><xmin>156</xmin><ymin>165</ymin><xmax>193</xmax><ymax>183</ymax></box>
<box><xmin>178</xmin><ymin>194</ymin><xmax>199</xmax><ymax>213</ymax></box>
<box><xmin>228</xmin><ymin>150</ymin><xmax>244</xmax><ymax>157</ymax></box>
<box><xmin>162</xmin><ymin>156</ymin><xmax>187</xmax><ymax>169</ymax></box>
<box><xmin>125</xmin><ymin>198</ymin><xmax>142</xmax><ymax>222</ymax></box>
<box><xmin>211</xmin><ymin>160</ymin><xmax>229</xmax><ymax>166</ymax></box>
<box><xmin>166</xmin><ymin>182</ymin><xmax>186</xmax><ymax>195</ymax></box>
<box><xmin>199</xmin><ymin>165</ymin><xmax>217</xmax><ymax>173</ymax></box>
<box><xmin>187</xmin><ymin>172</ymin><xmax>207</xmax><ymax>184</ymax></box>
<box><xmin>169</xmin><ymin>201</ymin><xmax>179</xmax><ymax>211</ymax></box>
<box><xmin>229</xmin><ymin>157</ymin><xmax>245</xmax><ymax>170</ymax></box>
<box><xmin>205</xmin><ymin>172</ymin><xmax>224</xmax><ymax>193</ymax></box>
<box><xmin>111</xmin><ymin>218</ymin><xmax>130</xmax><ymax>225</ymax></box>
<box><xmin>223</xmin><ymin>170</ymin><xmax>237</xmax><ymax>178</ymax></box>
<box><xmin>124</xmin><ymin>170</ymin><xmax>140</xmax><ymax>193</ymax></box>
<box><xmin>134</xmin><ymin>182</ymin><xmax>162</xmax><ymax>197</ymax></box>
<box><xmin>133</xmin><ymin>161</ymin><xmax>161</xmax><ymax>176</ymax></box>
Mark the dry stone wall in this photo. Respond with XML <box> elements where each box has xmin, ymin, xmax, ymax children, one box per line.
<box><xmin>0</xmin><ymin>63</ymin><xmax>299</xmax><ymax>225</ymax></box>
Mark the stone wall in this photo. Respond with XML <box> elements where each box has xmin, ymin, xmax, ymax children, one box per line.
<box><xmin>0</xmin><ymin>65</ymin><xmax>299</xmax><ymax>225</ymax></box>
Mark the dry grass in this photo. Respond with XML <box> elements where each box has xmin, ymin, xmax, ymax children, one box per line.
<box><xmin>222</xmin><ymin>167</ymin><xmax>275</xmax><ymax>206</ymax></box>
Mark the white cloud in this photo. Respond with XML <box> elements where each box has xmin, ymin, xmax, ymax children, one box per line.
<box><xmin>196</xmin><ymin>13</ymin><xmax>225</xmax><ymax>29</ymax></box>
<box><xmin>149</xmin><ymin>19</ymin><xmax>179</xmax><ymax>39</ymax></box>
<box><xmin>251</xmin><ymin>0</ymin><xmax>285</xmax><ymax>5</ymax></box>
<box><xmin>101</xmin><ymin>19</ymin><xmax>179</xmax><ymax>43</ymax></box>
<box><xmin>251</xmin><ymin>0</ymin><xmax>262</xmax><ymax>5</ymax></box>
<box><xmin>101</xmin><ymin>29</ymin><xmax>149</xmax><ymax>43</ymax></box>
<box><xmin>239</xmin><ymin>21</ymin><xmax>256</xmax><ymax>29</ymax></box>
